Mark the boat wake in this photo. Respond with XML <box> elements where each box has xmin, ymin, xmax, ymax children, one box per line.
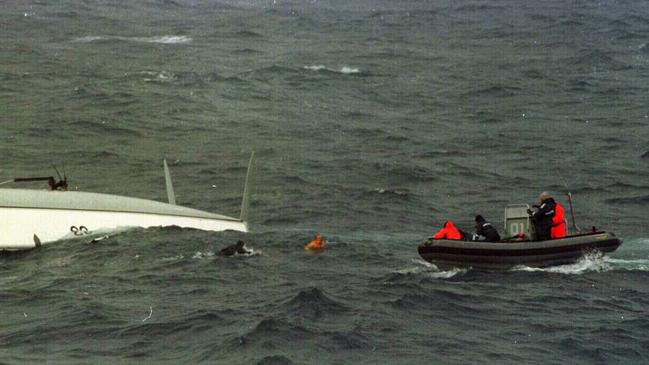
<box><xmin>511</xmin><ymin>251</ymin><xmax>649</xmax><ymax>274</ymax></box>
<box><xmin>603</xmin><ymin>257</ymin><xmax>649</xmax><ymax>271</ymax></box>
<box><xmin>394</xmin><ymin>259</ymin><xmax>466</xmax><ymax>278</ymax></box>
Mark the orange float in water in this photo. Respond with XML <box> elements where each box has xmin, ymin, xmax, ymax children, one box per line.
<box><xmin>304</xmin><ymin>233</ymin><xmax>326</xmax><ymax>251</ymax></box>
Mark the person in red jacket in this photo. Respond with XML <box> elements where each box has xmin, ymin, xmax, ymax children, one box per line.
<box><xmin>551</xmin><ymin>202</ymin><xmax>567</xmax><ymax>238</ymax></box>
<box><xmin>432</xmin><ymin>220</ymin><xmax>463</xmax><ymax>240</ymax></box>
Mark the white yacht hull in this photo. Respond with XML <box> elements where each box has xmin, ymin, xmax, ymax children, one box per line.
<box><xmin>0</xmin><ymin>207</ymin><xmax>247</xmax><ymax>250</ymax></box>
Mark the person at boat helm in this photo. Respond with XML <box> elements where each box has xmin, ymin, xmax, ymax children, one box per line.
<box><xmin>432</xmin><ymin>220</ymin><xmax>464</xmax><ymax>240</ymax></box>
<box><xmin>527</xmin><ymin>191</ymin><xmax>556</xmax><ymax>241</ymax></box>
<box><xmin>474</xmin><ymin>215</ymin><xmax>501</xmax><ymax>242</ymax></box>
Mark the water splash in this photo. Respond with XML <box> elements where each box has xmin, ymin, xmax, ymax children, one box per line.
<box><xmin>192</xmin><ymin>251</ymin><xmax>214</xmax><ymax>259</ymax></box>
<box><xmin>237</xmin><ymin>248</ymin><xmax>262</xmax><ymax>257</ymax></box>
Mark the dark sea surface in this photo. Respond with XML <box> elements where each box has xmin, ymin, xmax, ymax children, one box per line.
<box><xmin>2</xmin><ymin>0</ymin><xmax>649</xmax><ymax>363</ymax></box>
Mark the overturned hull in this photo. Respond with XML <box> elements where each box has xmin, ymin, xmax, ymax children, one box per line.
<box><xmin>0</xmin><ymin>189</ymin><xmax>246</xmax><ymax>250</ymax></box>
<box><xmin>417</xmin><ymin>232</ymin><xmax>622</xmax><ymax>270</ymax></box>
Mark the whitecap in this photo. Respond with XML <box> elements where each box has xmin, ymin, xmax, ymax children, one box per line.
<box><xmin>303</xmin><ymin>65</ymin><xmax>360</xmax><ymax>74</ymax></box>
<box><xmin>143</xmin><ymin>71</ymin><xmax>176</xmax><ymax>83</ymax></box>
<box><xmin>72</xmin><ymin>35</ymin><xmax>192</xmax><ymax>44</ymax></box>
<box><xmin>339</xmin><ymin>66</ymin><xmax>360</xmax><ymax>74</ymax></box>
<box><xmin>303</xmin><ymin>65</ymin><xmax>326</xmax><ymax>71</ymax></box>
<box><xmin>73</xmin><ymin>36</ymin><xmax>106</xmax><ymax>43</ymax></box>
<box><xmin>133</xmin><ymin>35</ymin><xmax>192</xmax><ymax>44</ymax></box>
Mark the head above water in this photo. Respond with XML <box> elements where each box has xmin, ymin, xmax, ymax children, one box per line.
<box><xmin>539</xmin><ymin>191</ymin><xmax>552</xmax><ymax>202</ymax></box>
<box><xmin>236</xmin><ymin>240</ymin><xmax>245</xmax><ymax>248</ymax></box>
<box><xmin>475</xmin><ymin>215</ymin><xmax>484</xmax><ymax>222</ymax></box>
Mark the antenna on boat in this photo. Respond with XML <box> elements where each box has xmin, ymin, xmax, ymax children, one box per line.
<box><xmin>163</xmin><ymin>159</ymin><xmax>176</xmax><ymax>205</ymax></box>
<box><xmin>566</xmin><ymin>192</ymin><xmax>581</xmax><ymax>233</ymax></box>
<box><xmin>240</xmin><ymin>151</ymin><xmax>255</xmax><ymax>223</ymax></box>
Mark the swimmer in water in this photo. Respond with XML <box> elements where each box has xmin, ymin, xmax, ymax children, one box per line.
<box><xmin>304</xmin><ymin>233</ymin><xmax>326</xmax><ymax>251</ymax></box>
<box><xmin>219</xmin><ymin>240</ymin><xmax>250</xmax><ymax>256</ymax></box>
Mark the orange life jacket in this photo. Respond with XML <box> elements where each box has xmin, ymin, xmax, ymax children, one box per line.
<box><xmin>551</xmin><ymin>203</ymin><xmax>567</xmax><ymax>238</ymax></box>
<box><xmin>432</xmin><ymin>220</ymin><xmax>463</xmax><ymax>240</ymax></box>
<box><xmin>304</xmin><ymin>234</ymin><xmax>326</xmax><ymax>250</ymax></box>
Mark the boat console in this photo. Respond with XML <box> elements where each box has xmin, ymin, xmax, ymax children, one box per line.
<box><xmin>504</xmin><ymin>204</ymin><xmax>535</xmax><ymax>239</ymax></box>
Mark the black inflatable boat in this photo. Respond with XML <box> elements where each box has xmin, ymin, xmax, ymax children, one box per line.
<box><xmin>418</xmin><ymin>231</ymin><xmax>622</xmax><ymax>270</ymax></box>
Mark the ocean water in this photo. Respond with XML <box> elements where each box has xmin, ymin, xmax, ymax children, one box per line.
<box><xmin>1</xmin><ymin>0</ymin><xmax>649</xmax><ymax>363</ymax></box>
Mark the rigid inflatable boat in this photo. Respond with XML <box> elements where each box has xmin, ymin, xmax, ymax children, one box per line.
<box><xmin>418</xmin><ymin>204</ymin><xmax>623</xmax><ymax>270</ymax></box>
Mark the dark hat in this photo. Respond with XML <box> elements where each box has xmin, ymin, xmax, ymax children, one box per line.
<box><xmin>475</xmin><ymin>215</ymin><xmax>484</xmax><ymax>222</ymax></box>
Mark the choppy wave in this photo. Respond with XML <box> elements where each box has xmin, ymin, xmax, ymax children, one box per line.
<box><xmin>73</xmin><ymin>35</ymin><xmax>192</xmax><ymax>44</ymax></box>
<box><xmin>237</xmin><ymin>317</ymin><xmax>313</xmax><ymax>347</ymax></box>
<box><xmin>605</xmin><ymin>195</ymin><xmax>649</xmax><ymax>205</ymax></box>
<box><xmin>465</xmin><ymin>85</ymin><xmax>521</xmax><ymax>97</ymax></box>
<box><xmin>256</xmin><ymin>355</ymin><xmax>296</xmax><ymax>365</ymax></box>
<box><xmin>283</xmin><ymin>287</ymin><xmax>347</xmax><ymax>319</ymax></box>
<box><xmin>5</xmin><ymin>0</ymin><xmax>649</xmax><ymax>363</ymax></box>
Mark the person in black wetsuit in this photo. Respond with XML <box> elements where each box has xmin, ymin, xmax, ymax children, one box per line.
<box><xmin>474</xmin><ymin>215</ymin><xmax>501</xmax><ymax>242</ymax></box>
<box><xmin>219</xmin><ymin>240</ymin><xmax>250</xmax><ymax>256</ymax></box>
<box><xmin>528</xmin><ymin>191</ymin><xmax>556</xmax><ymax>241</ymax></box>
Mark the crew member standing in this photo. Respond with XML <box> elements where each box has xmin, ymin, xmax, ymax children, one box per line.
<box><xmin>528</xmin><ymin>192</ymin><xmax>556</xmax><ymax>241</ymax></box>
